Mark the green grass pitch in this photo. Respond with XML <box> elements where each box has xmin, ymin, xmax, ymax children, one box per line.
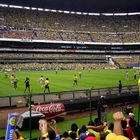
<box><xmin>0</xmin><ymin>69</ymin><xmax>139</xmax><ymax>96</ymax></box>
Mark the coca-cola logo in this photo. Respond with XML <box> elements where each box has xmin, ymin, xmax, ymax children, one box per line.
<box><xmin>32</xmin><ymin>103</ymin><xmax>65</xmax><ymax>117</ymax></box>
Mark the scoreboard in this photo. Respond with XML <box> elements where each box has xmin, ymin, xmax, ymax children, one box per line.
<box><xmin>0</xmin><ymin>41</ymin><xmax>140</xmax><ymax>54</ymax></box>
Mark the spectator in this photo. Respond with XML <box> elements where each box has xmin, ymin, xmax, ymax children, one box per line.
<box><xmin>13</xmin><ymin>128</ymin><xmax>25</xmax><ymax>140</ymax></box>
<box><xmin>68</xmin><ymin>123</ymin><xmax>79</xmax><ymax>139</ymax></box>
<box><xmin>70</xmin><ymin>132</ymin><xmax>77</xmax><ymax>140</ymax></box>
<box><xmin>61</xmin><ymin>131</ymin><xmax>72</xmax><ymax>140</ymax></box>
<box><xmin>132</xmin><ymin>126</ymin><xmax>140</xmax><ymax>140</ymax></box>
<box><xmin>38</xmin><ymin>119</ymin><xmax>60</xmax><ymax>140</ymax></box>
<box><xmin>121</xmin><ymin>120</ymin><xmax>134</xmax><ymax>139</ymax></box>
<box><xmin>126</xmin><ymin>112</ymin><xmax>135</xmax><ymax>127</ymax></box>
<box><xmin>105</xmin><ymin>111</ymin><xmax>130</xmax><ymax>140</ymax></box>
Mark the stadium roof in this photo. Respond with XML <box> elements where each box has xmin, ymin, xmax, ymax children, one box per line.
<box><xmin>1</xmin><ymin>0</ymin><xmax>140</xmax><ymax>13</ymax></box>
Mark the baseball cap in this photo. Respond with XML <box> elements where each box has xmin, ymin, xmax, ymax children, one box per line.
<box><xmin>100</xmin><ymin>96</ymin><xmax>105</xmax><ymax>99</ymax></box>
<box><xmin>129</xmin><ymin>112</ymin><xmax>134</xmax><ymax>118</ymax></box>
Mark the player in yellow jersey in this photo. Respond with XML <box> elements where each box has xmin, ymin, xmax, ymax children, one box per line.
<box><xmin>11</xmin><ymin>74</ymin><xmax>14</xmax><ymax>86</ymax></box>
<box><xmin>44</xmin><ymin>78</ymin><xmax>50</xmax><ymax>94</ymax></box>
<box><xmin>138</xmin><ymin>78</ymin><xmax>140</xmax><ymax>92</ymax></box>
<box><xmin>73</xmin><ymin>74</ymin><xmax>78</xmax><ymax>85</ymax></box>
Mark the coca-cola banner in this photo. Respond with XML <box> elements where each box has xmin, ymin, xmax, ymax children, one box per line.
<box><xmin>32</xmin><ymin>103</ymin><xmax>66</xmax><ymax>117</ymax></box>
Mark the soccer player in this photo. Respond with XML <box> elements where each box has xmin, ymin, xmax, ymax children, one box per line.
<box><xmin>55</xmin><ymin>69</ymin><xmax>58</xmax><ymax>74</ymax></box>
<box><xmin>13</xmin><ymin>70</ymin><xmax>16</xmax><ymax>77</ymax></box>
<box><xmin>44</xmin><ymin>78</ymin><xmax>50</xmax><ymax>94</ymax></box>
<box><xmin>134</xmin><ymin>70</ymin><xmax>137</xmax><ymax>81</ymax></box>
<box><xmin>78</xmin><ymin>71</ymin><xmax>82</xmax><ymax>78</ymax></box>
<box><xmin>13</xmin><ymin>76</ymin><xmax>18</xmax><ymax>89</ymax></box>
<box><xmin>4</xmin><ymin>71</ymin><xmax>8</xmax><ymax>78</ymax></box>
<box><xmin>73</xmin><ymin>74</ymin><xmax>78</xmax><ymax>85</ymax></box>
<box><xmin>24</xmin><ymin>77</ymin><xmax>30</xmax><ymax>93</ymax></box>
<box><xmin>40</xmin><ymin>75</ymin><xmax>45</xmax><ymax>88</ymax></box>
<box><xmin>11</xmin><ymin>74</ymin><xmax>14</xmax><ymax>86</ymax></box>
<box><xmin>138</xmin><ymin>78</ymin><xmax>140</xmax><ymax>92</ymax></box>
<box><xmin>88</xmin><ymin>67</ymin><xmax>91</xmax><ymax>72</ymax></box>
<box><xmin>125</xmin><ymin>70</ymin><xmax>129</xmax><ymax>81</ymax></box>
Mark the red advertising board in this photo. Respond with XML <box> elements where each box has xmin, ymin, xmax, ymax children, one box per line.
<box><xmin>32</xmin><ymin>103</ymin><xmax>66</xmax><ymax>117</ymax></box>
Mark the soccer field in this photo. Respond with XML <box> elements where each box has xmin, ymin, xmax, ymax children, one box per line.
<box><xmin>0</xmin><ymin>69</ymin><xmax>138</xmax><ymax>97</ymax></box>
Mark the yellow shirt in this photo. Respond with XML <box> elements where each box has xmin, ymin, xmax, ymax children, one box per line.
<box><xmin>88</xmin><ymin>129</ymin><xmax>100</xmax><ymax>140</ymax></box>
<box><xmin>106</xmin><ymin>133</ymin><xmax>130</xmax><ymax>140</ymax></box>
<box><xmin>132</xmin><ymin>138</ymin><xmax>137</xmax><ymax>140</ymax></box>
<box><xmin>74</xmin><ymin>76</ymin><xmax>77</xmax><ymax>80</ymax></box>
<box><xmin>138</xmin><ymin>78</ymin><xmax>140</xmax><ymax>86</ymax></box>
<box><xmin>45</xmin><ymin>80</ymin><xmax>49</xmax><ymax>85</ymax></box>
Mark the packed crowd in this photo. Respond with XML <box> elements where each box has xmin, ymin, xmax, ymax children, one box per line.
<box><xmin>1</xmin><ymin>52</ymin><xmax>140</xmax><ymax>69</ymax></box>
<box><xmin>0</xmin><ymin>53</ymin><xmax>108</xmax><ymax>63</ymax></box>
<box><xmin>113</xmin><ymin>55</ymin><xmax>140</xmax><ymax>68</ymax></box>
<box><xmin>0</xmin><ymin>52</ymin><xmax>118</xmax><ymax>70</ymax></box>
<box><xmin>0</xmin><ymin>53</ymin><xmax>107</xmax><ymax>59</ymax></box>
<box><xmin>0</xmin><ymin>7</ymin><xmax>140</xmax><ymax>42</ymax></box>
<box><xmin>0</xmin><ymin>62</ymin><xmax>117</xmax><ymax>71</ymax></box>
<box><xmin>6</xmin><ymin>111</ymin><xmax>140</xmax><ymax>140</ymax></box>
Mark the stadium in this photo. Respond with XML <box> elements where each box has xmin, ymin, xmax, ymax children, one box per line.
<box><xmin>0</xmin><ymin>0</ymin><xmax>140</xmax><ymax>139</ymax></box>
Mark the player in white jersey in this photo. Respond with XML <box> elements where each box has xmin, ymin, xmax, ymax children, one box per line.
<box><xmin>40</xmin><ymin>75</ymin><xmax>45</xmax><ymax>88</ymax></box>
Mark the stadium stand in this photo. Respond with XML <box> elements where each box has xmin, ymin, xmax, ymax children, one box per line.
<box><xmin>0</xmin><ymin>6</ymin><xmax>140</xmax><ymax>70</ymax></box>
<box><xmin>113</xmin><ymin>55</ymin><xmax>140</xmax><ymax>68</ymax></box>
<box><xmin>0</xmin><ymin>5</ymin><xmax>140</xmax><ymax>140</ymax></box>
<box><xmin>0</xmin><ymin>7</ymin><xmax>140</xmax><ymax>42</ymax></box>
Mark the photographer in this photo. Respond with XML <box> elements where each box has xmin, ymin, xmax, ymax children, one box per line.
<box><xmin>97</xmin><ymin>96</ymin><xmax>106</xmax><ymax>124</ymax></box>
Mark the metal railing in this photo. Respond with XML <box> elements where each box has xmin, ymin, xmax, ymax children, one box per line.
<box><xmin>0</xmin><ymin>85</ymin><xmax>138</xmax><ymax>108</ymax></box>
